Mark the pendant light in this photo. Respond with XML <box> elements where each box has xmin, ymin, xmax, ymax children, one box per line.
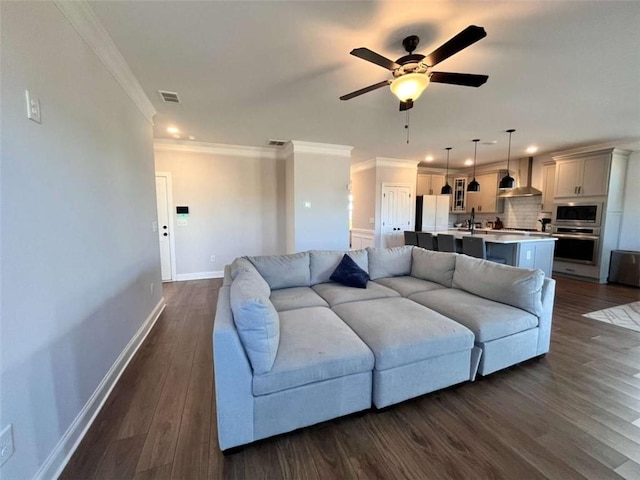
<box><xmin>467</xmin><ymin>139</ymin><xmax>480</xmax><ymax>192</ymax></box>
<box><xmin>441</xmin><ymin>147</ymin><xmax>453</xmax><ymax>194</ymax></box>
<box><xmin>499</xmin><ymin>129</ymin><xmax>516</xmax><ymax>190</ymax></box>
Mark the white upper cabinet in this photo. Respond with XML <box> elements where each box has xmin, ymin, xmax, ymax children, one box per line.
<box><xmin>553</xmin><ymin>151</ymin><xmax>610</xmax><ymax>198</ymax></box>
<box><xmin>416</xmin><ymin>173</ymin><xmax>446</xmax><ymax>196</ymax></box>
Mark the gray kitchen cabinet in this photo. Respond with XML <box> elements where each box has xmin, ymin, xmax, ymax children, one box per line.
<box><xmin>417</xmin><ymin>173</ymin><xmax>446</xmax><ymax>196</ymax></box>
<box><xmin>541</xmin><ymin>162</ymin><xmax>555</xmax><ymax>213</ymax></box>
<box><xmin>466</xmin><ymin>172</ymin><xmax>504</xmax><ymax>213</ymax></box>
<box><xmin>553</xmin><ymin>151</ymin><xmax>610</xmax><ymax>198</ymax></box>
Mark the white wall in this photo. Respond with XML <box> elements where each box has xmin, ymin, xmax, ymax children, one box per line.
<box><xmin>350</xmin><ymin>167</ymin><xmax>376</xmax><ymax>230</ymax></box>
<box><xmin>619</xmin><ymin>152</ymin><xmax>640</xmax><ymax>250</ymax></box>
<box><xmin>154</xmin><ymin>146</ymin><xmax>285</xmax><ymax>273</ymax></box>
<box><xmin>286</xmin><ymin>143</ymin><xmax>352</xmax><ymax>252</ymax></box>
<box><xmin>1</xmin><ymin>3</ymin><xmax>162</xmax><ymax>478</ymax></box>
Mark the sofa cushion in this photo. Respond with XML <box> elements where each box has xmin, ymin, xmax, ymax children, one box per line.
<box><xmin>230</xmin><ymin>256</ymin><xmax>259</xmax><ymax>280</ymax></box>
<box><xmin>252</xmin><ymin>307</ymin><xmax>374</xmax><ymax>396</ymax></box>
<box><xmin>333</xmin><ymin>298</ymin><xmax>474</xmax><ymax>371</ymax></box>
<box><xmin>230</xmin><ymin>270</ymin><xmax>279</xmax><ymax>374</ymax></box>
<box><xmin>452</xmin><ymin>255</ymin><xmax>544</xmax><ymax>316</ymax></box>
<box><xmin>330</xmin><ymin>254</ymin><xmax>370</xmax><ymax>289</ymax></box>
<box><xmin>411</xmin><ymin>248</ymin><xmax>457</xmax><ymax>287</ymax></box>
<box><xmin>309</xmin><ymin>249</ymin><xmax>368</xmax><ymax>285</ymax></box>
<box><xmin>269</xmin><ymin>287</ymin><xmax>329</xmax><ymax>312</ymax></box>
<box><xmin>248</xmin><ymin>252</ymin><xmax>310</xmax><ymax>290</ymax></box>
<box><xmin>367</xmin><ymin>246</ymin><xmax>413</xmax><ymax>280</ymax></box>
<box><xmin>312</xmin><ymin>281</ymin><xmax>400</xmax><ymax>307</ymax></box>
<box><xmin>374</xmin><ymin>276</ymin><xmax>446</xmax><ymax>297</ymax></box>
<box><xmin>409</xmin><ymin>289</ymin><xmax>539</xmax><ymax>343</ymax></box>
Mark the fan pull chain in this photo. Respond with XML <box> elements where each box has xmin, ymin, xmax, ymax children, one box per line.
<box><xmin>405</xmin><ymin>109</ymin><xmax>410</xmax><ymax>144</ymax></box>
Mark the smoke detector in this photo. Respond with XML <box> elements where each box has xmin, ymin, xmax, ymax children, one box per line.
<box><xmin>158</xmin><ymin>90</ymin><xmax>181</xmax><ymax>103</ymax></box>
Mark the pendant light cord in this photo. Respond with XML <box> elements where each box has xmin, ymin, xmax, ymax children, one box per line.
<box><xmin>405</xmin><ymin>110</ymin><xmax>410</xmax><ymax>144</ymax></box>
<box><xmin>473</xmin><ymin>139</ymin><xmax>478</xmax><ymax>178</ymax></box>
<box><xmin>445</xmin><ymin>147</ymin><xmax>451</xmax><ymax>181</ymax></box>
<box><xmin>506</xmin><ymin>129</ymin><xmax>514</xmax><ymax>173</ymax></box>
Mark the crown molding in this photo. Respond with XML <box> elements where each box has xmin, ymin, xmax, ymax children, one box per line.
<box><xmin>54</xmin><ymin>0</ymin><xmax>156</xmax><ymax>123</ymax></box>
<box><xmin>375</xmin><ymin>157</ymin><xmax>421</xmax><ymax>169</ymax></box>
<box><xmin>154</xmin><ymin>139</ymin><xmax>279</xmax><ymax>159</ymax></box>
<box><xmin>550</xmin><ymin>137</ymin><xmax>639</xmax><ymax>158</ymax></box>
<box><xmin>290</xmin><ymin>140</ymin><xmax>354</xmax><ymax>156</ymax></box>
<box><xmin>350</xmin><ymin>159</ymin><xmax>376</xmax><ymax>174</ymax></box>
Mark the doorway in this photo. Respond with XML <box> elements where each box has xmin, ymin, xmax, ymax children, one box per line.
<box><xmin>155</xmin><ymin>172</ymin><xmax>176</xmax><ymax>281</ymax></box>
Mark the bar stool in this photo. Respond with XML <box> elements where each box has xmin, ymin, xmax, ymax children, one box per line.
<box><xmin>462</xmin><ymin>236</ymin><xmax>507</xmax><ymax>264</ymax></box>
<box><xmin>437</xmin><ymin>234</ymin><xmax>458</xmax><ymax>253</ymax></box>
<box><xmin>404</xmin><ymin>231</ymin><xmax>418</xmax><ymax>246</ymax></box>
<box><xmin>416</xmin><ymin>232</ymin><xmax>437</xmax><ymax>250</ymax></box>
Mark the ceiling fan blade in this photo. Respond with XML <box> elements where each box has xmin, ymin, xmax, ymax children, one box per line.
<box><xmin>350</xmin><ymin>48</ymin><xmax>400</xmax><ymax>71</ymax></box>
<box><xmin>399</xmin><ymin>100</ymin><xmax>414</xmax><ymax>111</ymax></box>
<box><xmin>340</xmin><ymin>80</ymin><xmax>391</xmax><ymax>101</ymax></box>
<box><xmin>424</xmin><ymin>25</ymin><xmax>487</xmax><ymax>67</ymax></box>
<box><xmin>430</xmin><ymin>72</ymin><xmax>489</xmax><ymax>87</ymax></box>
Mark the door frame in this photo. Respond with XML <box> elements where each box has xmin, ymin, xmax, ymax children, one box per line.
<box><xmin>155</xmin><ymin>171</ymin><xmax>177</xmax><ymax>281</ymax></box>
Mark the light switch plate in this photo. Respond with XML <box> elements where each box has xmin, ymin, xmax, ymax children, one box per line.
<box><xmin>25</xmin><ymin>90</ymin><xmax>41</xmax><ymax>123</ymax></box>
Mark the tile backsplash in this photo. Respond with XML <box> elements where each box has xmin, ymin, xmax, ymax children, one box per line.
<box><xmin>455</xmin><ymin>196</ymin><xmax>544</xmax><ymax>230</ymax></box>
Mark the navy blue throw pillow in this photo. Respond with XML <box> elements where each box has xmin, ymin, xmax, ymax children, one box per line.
<box><xmin>330</xmin><ymin>254</ymin><xmax>369</xmax><ymax>289</ymax></box>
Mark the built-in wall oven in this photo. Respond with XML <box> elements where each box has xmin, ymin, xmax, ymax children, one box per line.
<box><xmin>551</xmin><ymin>226</ymin><xmax>600</xmax><ymax>265</ymax></box>
<box><xmin>553</xmin><ymin>202</ymin><xmax>603</xmax><ymax>226</ymax></box>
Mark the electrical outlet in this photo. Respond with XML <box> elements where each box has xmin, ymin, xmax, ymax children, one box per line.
<box><xmin>0</xmin><ymin>424</ymin><xmax>14</xmax><ymax>466</ymax></box>
<box><xmin>210</xmin><ymin>255</ymin><xmax>216</xmax><ymax>263</ymax></box>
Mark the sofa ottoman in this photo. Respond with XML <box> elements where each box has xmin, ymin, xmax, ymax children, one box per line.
<box><xmin>332</xmin><ymin>297</ymin><xmax>475</xmax><ymax>408</ymax></box>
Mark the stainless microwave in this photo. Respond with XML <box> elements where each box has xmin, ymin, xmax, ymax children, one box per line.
<box><xmin>553</xmin><ymin>202</ymin><xmax>603</xmax><ymax>226</ymax></box>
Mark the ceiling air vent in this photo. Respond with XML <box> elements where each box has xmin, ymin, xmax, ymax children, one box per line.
<box><xmin>268</xmin><ymin>140</ymin><xmax>287</xmax><ymax>146</ymax></box>
<box><xmin>158</xmin><ymin>90</ymin><xmax>181</xmax><ymax>103</ymax></box>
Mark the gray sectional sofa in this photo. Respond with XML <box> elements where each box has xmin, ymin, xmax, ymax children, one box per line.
<box><xmin>213</xmin><ymin>246</ymin><xmax>556</xmax><ymax>451</ymax></box>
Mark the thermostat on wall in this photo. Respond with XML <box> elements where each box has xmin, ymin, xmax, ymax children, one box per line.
<box><xmin>176</xmin><ymin>206</ymin><xmax>189</xmax><ymax>215</ymax></box>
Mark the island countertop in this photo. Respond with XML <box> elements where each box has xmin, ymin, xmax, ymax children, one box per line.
<box><xmin>423</xmin><ymin>230</ymin><xmax>558</xmax><ymax>244</ymax></box>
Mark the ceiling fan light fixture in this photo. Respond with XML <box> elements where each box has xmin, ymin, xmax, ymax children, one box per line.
<box><xmin>390</xmin><ymin>73</ymin><xmax>430</xmax><ymax>102</ymax></box>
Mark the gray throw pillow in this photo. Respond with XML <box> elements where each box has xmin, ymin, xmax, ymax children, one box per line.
<box><xmin>411</xmin><ymin>248</ymin><xmax>457</xmax><ymax>287</ymax></box>
<box><xmin>309</xmin><ymin>249</ymin><xmax>368</xmax><ymax>285</ymax></box>
<box><xmin>452</xmin><ymin>254</ymin><xmax>544</xmax><ymax>316</ymax></box>
<box><xmin>367</xmin><ymin>246</ymin><xmax>413</xmax><ymax>280</ymax></box>
<box><xmin>248</xmin><ymin>252</ymin><xmax>310</xmax><ymax>290</ymax></box>
<box><xmin>230</xmin><ymin>269</ymin><xmax>279</xmax><ymax>374</ymax></box>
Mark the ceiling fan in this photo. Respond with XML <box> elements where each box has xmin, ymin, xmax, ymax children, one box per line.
<box><xmin>340</xmin><ymin>25</ymin><xmax>489</xmax><ymax>111</ymax></box>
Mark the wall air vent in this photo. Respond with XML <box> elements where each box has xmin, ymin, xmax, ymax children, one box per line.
<box><xmin>158</xmin><ymin>90</ymin><xmax>181</xmax><ymax>103</ymax></box>
<box><xmin>268</xmin><ymin>140</ymin><xmax>287</xmax><ymax>146</ymax></box>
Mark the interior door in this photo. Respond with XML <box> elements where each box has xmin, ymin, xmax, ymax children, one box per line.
<box><xmin>381</xmin><ymin>185</ymin><xmax>397</xmax><ymax>247</ymax></box>
<box><xmin>155</xmin><ymin>175</ymin><xmax>173</xmax><ymax>281</ymax></box>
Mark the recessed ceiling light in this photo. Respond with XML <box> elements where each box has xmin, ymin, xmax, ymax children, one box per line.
<box><xmin>172</xmin><ymin>134</ymin><xmax>181</xmax><ymax>139</ymax></box>
<box><xmin>425</xmin><ymin>155</ymin><xmax>434</xmax><ymax>162</ymax></box>
<box><xmin>482</xmin><ymin>140</ymin><xmax>497</xmax><ymax>145</ymax></box>
<box><xmin>464</xmin><ymin>159</ymin><xmax>474</xmax><ymax>166</ymax></box>
<box><xmin>188</xmin><ymin>136</ymin><xmax>196</xmax><ymax>140</ymax></box>
<box><xmin>526</xmin><ymin>145</ymin><xmax>538</xmax><ymax>154</ymax></box>
<box><xmin>167</xmin><ymin>126</ymin><xmax>179</xmax><ymax>134</ymax></box>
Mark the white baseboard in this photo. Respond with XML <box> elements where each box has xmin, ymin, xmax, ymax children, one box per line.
<box><xmin>175</xmin><ymin>270</ymin><xmax>224</xmax><ymax>281</ymax></box>
<box><xmin>36</xmin><ymin>298</ymin><xmax>166</xmax><ymax>480</ymax></box>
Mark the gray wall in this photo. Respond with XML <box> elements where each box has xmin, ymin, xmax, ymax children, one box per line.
<box><xmin>154</xmin><ymin>147</ymin><xmax>286</xmax><ymax>272</ymax></box>
<box><xmin>0</xmin><ymin>3</ymin><xmax>162</xmax><ymax>478</ymax></box>
<box><xmin>351</xmin><ymin>168</ymin><xmax>376</xmax><ymax>230</ymax></box>
<box><xmin>289</xmin><ymin>149</ymin><xmax>351</xmax><ymax>252</ymax></box>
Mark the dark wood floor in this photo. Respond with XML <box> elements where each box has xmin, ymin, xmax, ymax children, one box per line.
<box><xmin>61</xmin><ymin>277</ymin><xmax>640</xmax><ymax>479</ymax></box>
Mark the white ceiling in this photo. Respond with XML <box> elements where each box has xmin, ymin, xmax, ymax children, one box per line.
<box><xmin>89</xmin><ymin>1</ymin><xmax>640</xmax><ymax>168</ymax></box>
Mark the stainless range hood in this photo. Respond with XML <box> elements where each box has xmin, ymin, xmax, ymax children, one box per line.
<box><xmin>498</xmin><ymin>157</ymin><xmax>542</xmax><ymax>197</ymax></box>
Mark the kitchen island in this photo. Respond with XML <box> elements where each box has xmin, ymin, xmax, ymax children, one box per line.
<box><xmin>423</xmin><ymin>230</ymin><xmax>557</xmax><ymax>277</ymax></box>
